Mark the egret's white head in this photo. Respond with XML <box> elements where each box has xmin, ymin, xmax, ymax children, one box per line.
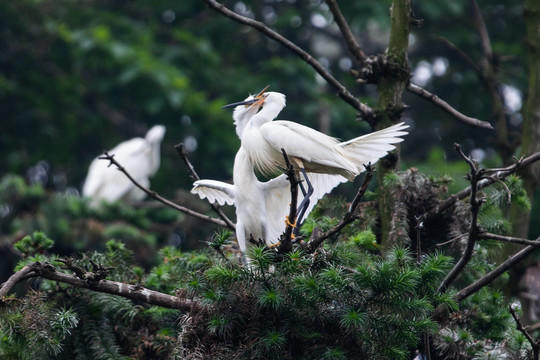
<box><xmin>223</xmin><ymin>86</ymin><xmax>270</xmax><ymax>137</ymax></box>
<box><xmin>145</xmin><ymin>125</ymin><xmax>166</xmax><ymax>143</ymax></box>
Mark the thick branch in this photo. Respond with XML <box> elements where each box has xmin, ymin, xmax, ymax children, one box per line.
<box><xmin>325</xmin><ymin>0</ymin><xmax>367</xmax><ymax>61</ymax></box>
<box><xmin>174</xmin><ymin>143</ymin><xmax>235</xmax><ymax>229</ymax></box>
<box><xmin>438</xmin><ymin>144</ymin><xmax>482</xmax><ymax>293</ymax></box>
<box><xmin>306</xmin><ymin>164</ymin><xmax>374</xmax><ymax>253</ymax></box>
<box><xmin>1</xmin><ymin>262</ymin><xmax>197</xmax><ymax>311</ymax></box>
<box><xmin>201</xmin><ymin>0</ymin><xmax>373</xmax><ymax>118</ymax></box>
<box><xmin>407</xmin><ymin>83</ymin><xmax>493</xmax><ymax>129</ymax></box>
<box><xmin>279</xmin><ymin>149</ymin><xmax>299</xmax><ymax>254</ymax></box>
<box><xmin>0</xmin><ymin>264</ymin><xmax>36</xmax><ymax>298</ymax></box>
<box><xmin>99</xmin><ymin>152</ymin><xmax>228</xmax><ymax>228</ymax></box>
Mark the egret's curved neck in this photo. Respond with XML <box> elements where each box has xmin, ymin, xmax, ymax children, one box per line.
<box><xmin>249</xmin><ymin>99</ymin><xmax>284</xmax><ymax>128</ymax></box>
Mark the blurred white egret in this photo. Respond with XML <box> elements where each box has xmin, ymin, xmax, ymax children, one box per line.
<box><xmin>230</xmin><ymin>91</ymin><xmax>409</xmax><ymax>219</ymax></box>
<box><xmin>83</xmin><ymin>125</ymin><xmax>166</xmax><ymax>206</ymax></box>
<box><xmin>191</xmin><ymin>90</ymin><xmax>346</xmax><ymax>260</ymax></box>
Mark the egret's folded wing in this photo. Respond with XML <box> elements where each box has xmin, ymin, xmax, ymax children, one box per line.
<box><xmin>262</xmin><ymin>173</ymin><xmax>346</xmax><ymax>244</ymax></box>
<box><xmin>191</xmin><ymin>180</ymin><xmax>235</xmax><ymax>206</ymax></box>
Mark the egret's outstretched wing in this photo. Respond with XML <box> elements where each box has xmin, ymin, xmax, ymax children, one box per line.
<box><xmin>191</xmin><ymin>180</ymin><xmax>235</xmax><ymax>206</ymax></box>
<box><xmin>261</xmin><ymin>173</ymin><xmax>347</xmax><ymax>244</ymax></box>
<box><xmin>338</xmin><ymin>122</ymin><xmax>409</xmax><ymax>168</ymax></box>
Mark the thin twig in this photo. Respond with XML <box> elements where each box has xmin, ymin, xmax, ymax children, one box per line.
<box><xmin>470</xmin><ymin>0</ymin><xmax>493</xmax><ymax>60</ymax></box>
<box><xmin>174</xmin><ymin>143</ymin><xmax>236</xmax><ymax>229</ymax></box>
<box><xmin>421</xmin><ymin>151</ymin><xmax>540</xmax><ymax>221</ymax></box>
<box><xmin>407</xmin><ymin>83</ymin><xmax>493</xmax><ymax>129</ymax></box>
<box><xmin>434</xmin><ymin>35</ymin><xmax>481</xmax><ymax>75</ymax></box>
<box><xmin>306</xmin><ymin>164</ymin><xmax>374</xmax><ymax>253</ymax></box>
<box><xmin>99</xmin><ymin>152</ymin><xmax>229</xmax><ymax>228</ymax></box>
<box><xmin>508</xmin><ymin>305</ymin><xmax>540</xmax><ymax>360</ymax></box>
<box><xmin>478</xmin><ymin>232</ymin><xmax>540</xmax><ymax>246</ymax></box>
<box><xmin>325</xmin><ymin>0</ymin><xmax>367</xmax><ymax>61</ymax></box>
<box><xmin>438</xmin><ymin>144</ymin><xmax>482</xmax><ymax>293</ymax></box>
<box><xmin>279</xmin><ymin>149</ymin><xmax>299</xmax><ymax>254</ymax></box>
<box><xmin>201</xmin><ymin>0</ymin><xmax>374</xmax><ymax>118</ymax></box>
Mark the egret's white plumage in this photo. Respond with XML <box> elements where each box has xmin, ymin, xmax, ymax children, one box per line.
<box><xmin>240</xmin><ymin>92</ymin><xmax>409</xmax><ymax>181</ymax></box>
<box><xmin>191</xmin><ymin>92</ymin><xmax>346</xmax><ymax>256</ymax></box>
<box><xmin>83</xmin><ymin>125</ymin><xmax>166</xmax><ymax>206</ymax></box>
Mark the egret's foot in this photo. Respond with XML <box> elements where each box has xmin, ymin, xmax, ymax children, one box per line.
<box><xmin>285</xmin><ymin>215</ymin><xmax>297</xmax><ymax>228</ymax></box>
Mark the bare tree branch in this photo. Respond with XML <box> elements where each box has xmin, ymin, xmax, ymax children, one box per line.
<box><xmin>470</xmin><ymin>0</ymin><xmax>493</xmax><ymax>60</ymax></box>
<box><xmin>0</xmin><ymin>264</ymin><xmax>36</xmax><ymax>298</ymax></box>
<box><xmin>306</xmin><ymin>164</ymin><xmax>374</xmax><ymax>253</ymax></box>
<box><xmin>479</xmin><ymin>232</ymin><xmax>540</xmax><ymax>246</ymax></box>
<box><xmin>438</xmin><ymin>144</ymin><xmax>482</xmax><ymax>293</ymax></box>
<box><xmin>456</xmin><ymin>244</ymin><xmax>539</xmax><ymax>301</ymax></box>
<box><xmin>407</xmin><ymin>83</ymin><xmax>493</xmax><ymax>129</ymax></box>
<box><xmin>508</xmin><ymin>305</ymin><xmax>540</xmax><ymax>360</ymax></box>
<box><xmin>0</xmin><ymin>261</ymin><xmax>197</xmax><ymax>311</ymax></box>
<box><xmin>325</xmin><ymin>0</ymin><xmax>367</xmax><ymax>61</ymax></box>
<box><xmin>201</xmin><ymin>0</ymin><xmax>374</xmax><ymax>118</ymax></box>
<box><xmin>99</xmin><ymin>152</ymin><xmax>229</xmax><ymax>228</ymax></box>
<box><xmin>174</xmin><ymin>143</ymin><xmax>236</xmax><ymax>229</ymax></box>
<box><xmin>421</xmin><ymin>151</ymin><xmax>540</xmax><ymax>221</ymax></box>
<box><xmin>434</xmin><ymin>35</ymin><xmax>481</xmax><ymax>75</ymax></box>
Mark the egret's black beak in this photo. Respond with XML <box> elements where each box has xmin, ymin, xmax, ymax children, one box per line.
<box><xmin>222</xmin><ymin>85</ymin><xmax>270</xmax><ymax>109</ymax></box>
<box><xmin>222</xmin><ymin>98</ymin><xmax>259</xmax><ymax>108</ymax></box>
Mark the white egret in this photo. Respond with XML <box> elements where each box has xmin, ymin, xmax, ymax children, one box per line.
<box><xmin>191</xmin><ymin>90</ymin><xmax>346</xmax><ymax>261</ymax></box>
<box><xmin>229</xmin><ymin>91</ymin><xmax>409</xmax><ymax>219</ymax></box>
<box><xmin>83</xmin><ymin>125</ymin><xmax>166</xmax><ymax>206</ymax></box>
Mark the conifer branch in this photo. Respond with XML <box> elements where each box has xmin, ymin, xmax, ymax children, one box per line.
<box><xmin>174</xmin><ymin>143</ymin><xmax>236</xmax><ymax>229</ymax></box>
<box><xmin>0</xmin><ymin>261</ymin><xmax>197</xmax><ymax>311</ymax></box>
<box><xmin>201</xmin><ymin>0</ymin><xmax>374</xmax><ymax>118</ymax></box>
<box><xmin>99</xmin><ymin>152</ymin><xmax>229</xmax><ymax>228</ymax></box>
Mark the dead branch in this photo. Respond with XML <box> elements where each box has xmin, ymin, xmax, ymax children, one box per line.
<box><xmin>478</xmin><ymin>232</ymin><xmax>540</xmax><ymax>246</ymax></box>
<box><xmin>305</xmin><ymin>164</ymin><xmax>374</xmax><ymax>253</ymax></box>
<box><xmin>407</xmin><ymin>83</ymin><xmax>493</xmax><ymax>129</ymax></box>
<box><xmin>0</xmin><ymin>261</ymin><xmax>197</xmax><ymax>311</ymax></box>
<box><xmin>509</xmin><ymin>305</ymin><xmax>540</xmax><ymax>360</ymax></box>
<box><xmin>99</xmin><ymin>152</ymin><xmax>229</xmax><ymax>228</ymax></box>
<box><xmin>201</xmin><ymin>0</ymin><xmax>374</xmax><ymax>118</ymax></box>
<box><xmin>421</xmin><ymin>151</ymin><xmax>540</xmax><ymax>221</ymax></box>
<box><xmin>174</xmin><ymin>143</ymin><xmax>236</xmax><ymax>229</ymax></box>
<box><xmin>456</xmin><ymin>244</ymin><xmax>539</xmax><ymax>301</ymax></box>
<box><xmin>438</xmin><ymin>144</ymin><xmax>482</xmax><ymax>293</ymax></box>
<box><xmin>325</xmin><ymin>0</ymin><xmax>367</xmax><ymax>61</ymax></box>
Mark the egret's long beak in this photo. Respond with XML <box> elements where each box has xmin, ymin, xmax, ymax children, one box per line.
<box><xmin>222</xmin><ymin>85</ymin><xmax>270</xmax><ymax>108</ymax></box>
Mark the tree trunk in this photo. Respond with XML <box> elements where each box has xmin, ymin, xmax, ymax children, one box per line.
<box><xmin>377</xmin><ymin>0</ymin><xmax>411</xmax><ymax>249</ymax></box>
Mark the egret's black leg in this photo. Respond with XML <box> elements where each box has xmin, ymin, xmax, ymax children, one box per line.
<box><xmin>294</xmin><ymin>168</ymin><xmax>314</xmax><ymax>235</ymax></box>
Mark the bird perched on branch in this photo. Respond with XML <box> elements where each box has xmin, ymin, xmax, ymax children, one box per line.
<box><xmin>228</xmin><ymin>91</ymin><xmax>409</xmax><ymax>223</ymax></box>
<box><xmin>191</xmin><ymin>89</ymin><xmax>346</xmax><ymax>262</ymax></box>
<box><xmin>83</xmin><ymin>125</ymin><xmax>166</xmax><ymax>207</ymax></box>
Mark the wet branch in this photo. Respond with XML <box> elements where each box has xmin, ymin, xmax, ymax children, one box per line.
<box><xmin>407</xmin><ymin>83</ymin><xmax>493</xmax><ymax>129</ymax></box>
<box><xmin>509</xmin><ymin>305</ymin><xmax>540</xmax><ymax>360</ymax></box>
<box><xmin>99</xmin><ymin>152</ymin><xmax>229</xmax><ymax>228</ymax></box>
<box><xmin>201</xmin><ymin>0</ymin><xmax>373</xmax><ymax>118</ymax></box>
<box><xmin>174</xmin><ymin>143</ymin><xmax>236</xmax><ymax>229</ymax></box>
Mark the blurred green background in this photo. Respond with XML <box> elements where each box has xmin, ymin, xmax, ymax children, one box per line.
<box><xmin>0</xmin><ymin>0</ymin><xmax>535</xmax><ymax>280</ymax></box>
